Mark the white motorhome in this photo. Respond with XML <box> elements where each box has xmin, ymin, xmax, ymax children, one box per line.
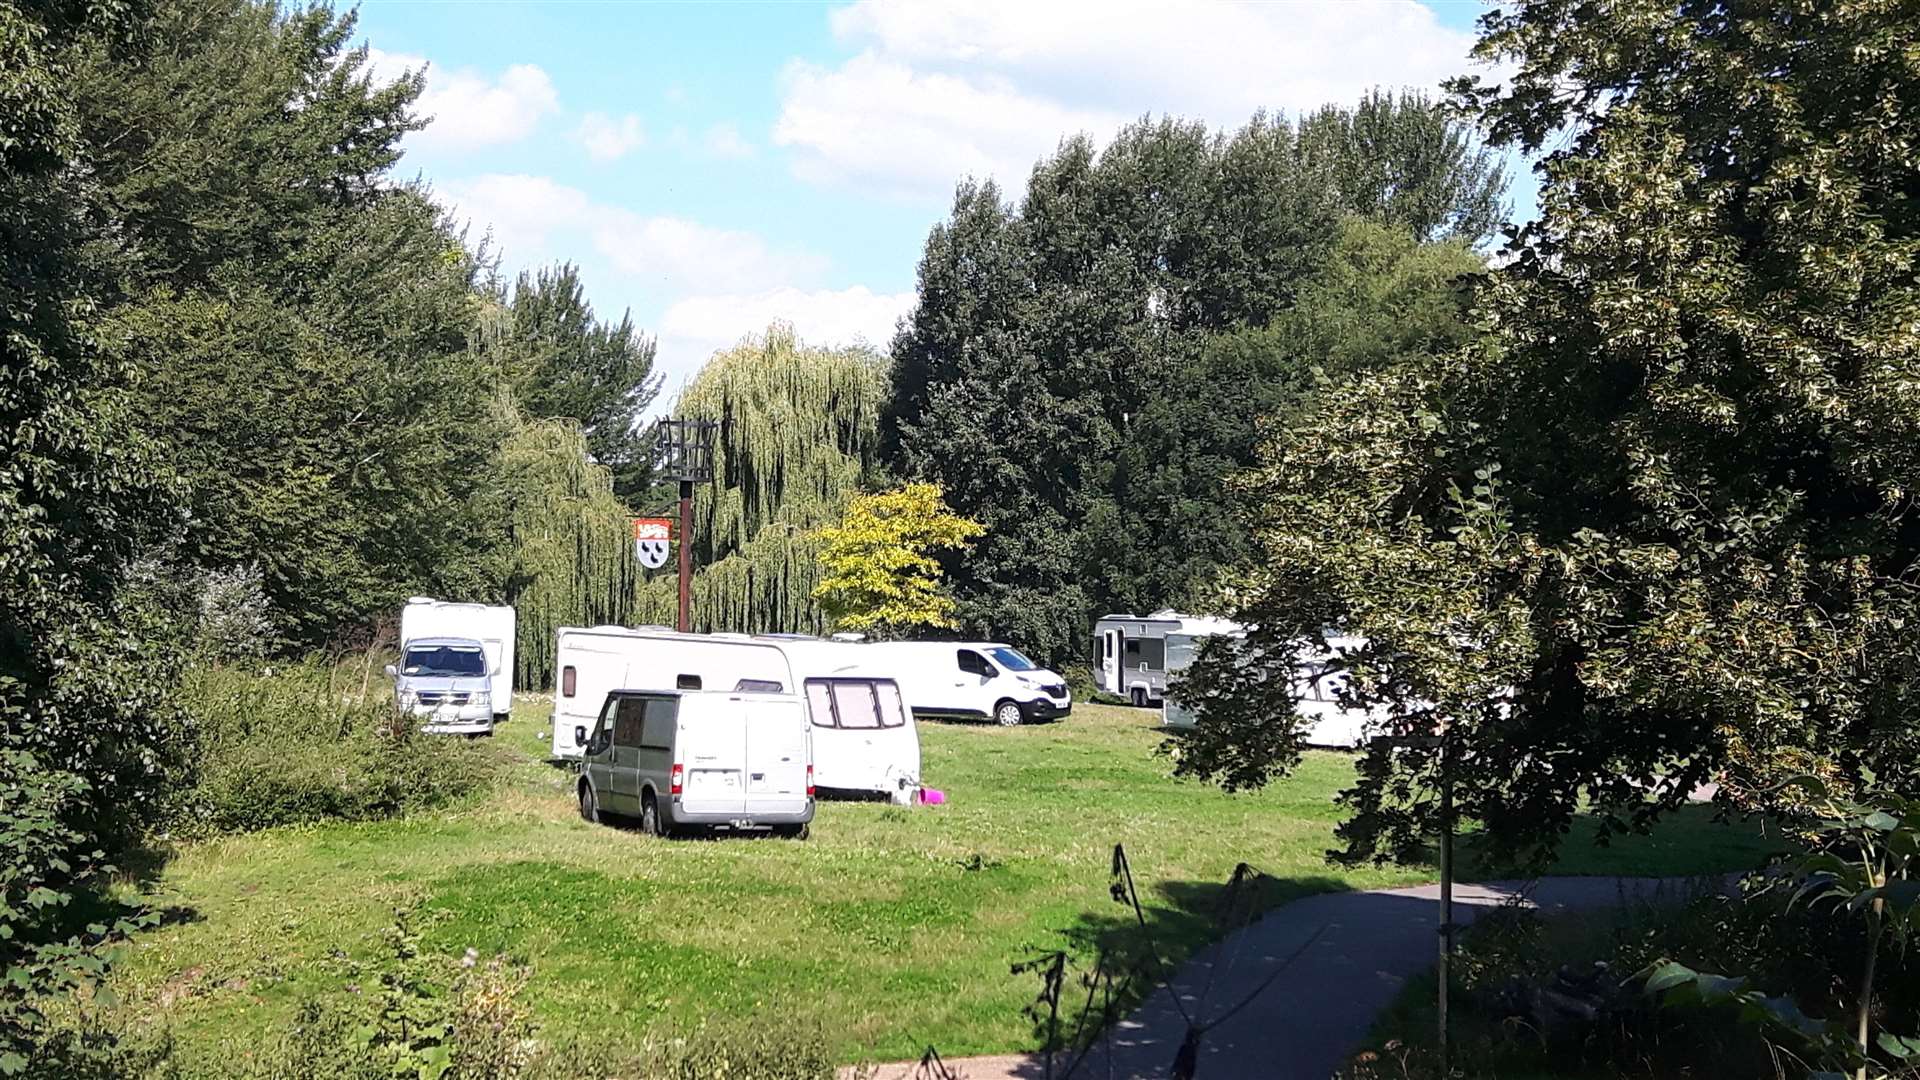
<box><xmin>392</xmin><ymin>598</ymin><xmax>516</xmax><ymax>735</ymax></box>
<box><xmin>1093</xmin><ymin>610</ymin><xmax>1239</xmax><ymax>707</ymax></box>
<box><xmin>1143</xmin><ymin>613</ymin><xmax>1387</xmax><ymax>748</ymax></box>
<box><xmin>859</xmin><ymin>641</ymin><xmax>1071</xmax><ymax>727</ymax></box>
<box><xmin>550</xmin><ymin>628</ymin><xmax>921</xmax><ymax>802</ymax></box>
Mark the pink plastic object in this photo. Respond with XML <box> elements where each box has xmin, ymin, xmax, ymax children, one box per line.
<box><xmin>918</xmin><ymin>787</ymin><xmax>946</xmax><ymax>805</ymax></box>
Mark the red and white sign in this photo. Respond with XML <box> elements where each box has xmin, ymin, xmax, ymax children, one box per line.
<box><xmin>633</xmin><ymin>518</ymin><xmax>673</xmax><ymax>569</ymax></box>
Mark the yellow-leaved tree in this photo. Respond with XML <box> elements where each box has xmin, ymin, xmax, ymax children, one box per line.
<box><xmin>812</xmin><ymin>483</ymin><xmax>984</xmax><ymax>637</ymax></box>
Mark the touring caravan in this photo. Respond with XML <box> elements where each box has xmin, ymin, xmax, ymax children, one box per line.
<box><xmin>575</xmin><ymin>688</ymin><xmax>814</xmax><ymax>838</ymax></box>
<box><xmin>858</xmin><ymin>641</ymin><xmax>1071</xmax><ymax>727</ymax></box>
<box><xmin>1093</xmin><ymin>611</ymin><xmax>1240</xmax><ymax>707</ymax></box>
<box><xmin>391</xmin><ymin>598</ymin><xmax>516</xmax><ymax>735</ymax></box>
<box><xmin>550</xmin><ymin>628</ymin><xmax>921</xmax><ymax>802</ymax></box>
<box><xmin>1141</xmin><ymin>613</ymin><xmax>1388</xmax><ymax>748</ymax></box>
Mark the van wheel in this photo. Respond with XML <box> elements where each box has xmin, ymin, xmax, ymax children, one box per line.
<box><xmin>994</xmin><ymin>700</ymin><xmax>1025</xmax><ymax>727</ymax></box>
<box><xmin>641</xmin><ymin>794</ymin><xmax>666</xmax><ymax>838</ymax></box>
<box><xmin>579</xmin><ymin>782</ymin><xmax>600</xmax><ymax>824</ymax></box>
<box><xmin>773</xmin><ymin>823</ymin><xmax>809</xmax><ymax>841</ymax></box>
<box><xmin>1131</xmin><ymin>687</ymin><xmax>1148</xmax><ymax>708</ymax></box>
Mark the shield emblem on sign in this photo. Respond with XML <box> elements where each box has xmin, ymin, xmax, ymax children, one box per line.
<box><xmin>635</xmin><ymin>538</ymin><xmax>670</xmax><ymax>569</ymax></box>
<box><xmin>632</xmin><ymin>518</ymin><xmax>673</xmax><ymax>570</ymax></box>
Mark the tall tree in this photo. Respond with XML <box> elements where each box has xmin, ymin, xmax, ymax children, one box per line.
<box><xmin>637</xmin><ymin>325</ymin><xmax>884</xmax><ymax>634</ymax></box>
<box><xmin>1173</xmin><ymin>0</ymin><xmax>1920</xmax><ymax>866</ymax></box>
<box><xmin>505</xmin><ymin>264</ymin><xmax>661</xmax><ymax>505</ymax></box>
<box><xmin>1296</xmin><ymin>89</ymin><xmax>1508</xmax><ymax>245</ymax></box>
<box><xmin>889</xmin><ymin>100</ymin><xmax>1502</xmax><ymax>664</ymax></box>
<box><xmin>1086</xmin><ymin>219</ymin><xmax>1486</xmax><ymax>617</ymax></box>
<box><xmin>1</xmin><ymin>0</ymin><xmax>191</xmax><ymax>1068</ymax></box>
<box><xmin>82</xmin><ymin>0</ymin><xmax>508</xmax><ymax>648</ymax></box>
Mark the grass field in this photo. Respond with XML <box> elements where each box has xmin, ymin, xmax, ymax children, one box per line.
<box><xmin>109</xmin><ymin>702</ymin><xmax>1785</xmax><ymax>1068</ymax></box>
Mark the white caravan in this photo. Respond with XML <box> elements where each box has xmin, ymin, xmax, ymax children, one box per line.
<box><xmin>550</xmin><ymin>628</ymin><xmax>921</xmax><ymax>802</ymax></box>
<box><xmin>760</xmin><ymin>638</ymin><xmax>921</xmax><ymax>801</ymax></box>
<box><xmin>392</xmin><ymin>598</ymin><xmax>516</xmax><ymax>735</ymax></box>
<box><xmin>859</xmin><ymin>641</ymin><xmax>1071</xmax><ymax>727</ymax></box>
<box><xmin>1093</xmin><ymin>611</ymin><xmax>1238</xmax><ymax>707</ymax></box>
<box><xmin>1146</xmin><ymin>614</ymin><xmax>1387</xmax><ymax>748</ymax></box>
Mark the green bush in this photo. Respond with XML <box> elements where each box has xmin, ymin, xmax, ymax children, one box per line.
<box><xmin>172</xmin><ymin>658</ymin><xmax>496</xmax><ymax>836</ymax></box>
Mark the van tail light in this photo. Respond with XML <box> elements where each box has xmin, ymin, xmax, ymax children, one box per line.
<box><xmin>670</xmin><ymin>763</ymin><xmax>683</xmax><ymax>796</ymax></box>
<box><xmin>806</xmin><ymin>764</ymin><xmax>815</xmax><ymax>798</ymax></box>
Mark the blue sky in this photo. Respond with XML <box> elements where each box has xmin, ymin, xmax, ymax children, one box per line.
<box><xmin>353</xmin><ymin>0</ymin><xmax>1531</xmax><ymax>409</ymax></box>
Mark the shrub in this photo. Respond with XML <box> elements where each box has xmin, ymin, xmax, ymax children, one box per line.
<box><xmin>171</xmin><ymin>657</ymin><xmax>496</xmax><ymax>836</ymax></box>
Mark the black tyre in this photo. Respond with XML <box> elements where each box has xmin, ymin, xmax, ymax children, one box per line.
<box><xmin>994</xmin><ymin>699</ymin><xmax>1025</xmax><ymax>727</ymax></box>
<box><xmin>773</xmin><ymin>823</ymin><xmax>810</xmax><ymax>840</ymax></box>
<box><xmin>579</xmin><ymin>782</ymin><xmax>600</xmax><ymax>824</ymax></box>
<box><xmin>641</xmin><ymin>794</ymin><xmax>665</xmax><ymax>837</ymax></box>
<box><xmin>1130</xmin><ymin>687</ymin><xmax>1148</xmax><ymax>708</ymax></box>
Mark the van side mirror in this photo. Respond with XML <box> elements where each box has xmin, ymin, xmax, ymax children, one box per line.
<box><xmin>384</xmin><ymin>664</ymin><xmax>397</xmax><ymax>677</ymax></box>
<box><xmin>574</xmin><ymin>725</ymin><xmax>587</xmax><ymax>747</ymax></box>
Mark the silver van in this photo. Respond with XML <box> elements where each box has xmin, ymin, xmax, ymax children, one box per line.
<box><xmin>575</xmin><ymin>689</ymin><xmax>814</xmax><ymax>839</ymax></box>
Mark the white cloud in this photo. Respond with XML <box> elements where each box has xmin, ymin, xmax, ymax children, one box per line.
<box><xmin>776</xmin><ymin>0</ymin><xmax>1482</xmax><ymax>200</ymax></box>
<box><xmin>366</xmin><ymin>48</ymin><xmax>558</xmax><ymax>151</ymax></box>
<box><xmin>702</xmin><ymin>123</ymin><xmax>756</xmax><ymax>160</ymax></box>
<box><xmin>437</xmin><ymin>174</ymin><xmax>594</xmax><ymax>262</ymax></box>
<box><xmin>655</xmin><ymin>285</ymin><xmax>914</xmax><ymax>396</ymax></box>
<box><xmin>575</xmin><ymin>112</ymin><xmax>646</xmax><ymax>161</ymax></box>
<box><xmin>591</xmin><ymin>214</ymin><xmax>826</xmax><ymax>294</ymax></box>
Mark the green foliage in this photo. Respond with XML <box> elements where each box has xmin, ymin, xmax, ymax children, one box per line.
<box><xmin>1296</xmin><ymin>88</ymin><xmax>1508</xmax><ymax>245</ymax></box>
<box><xmin>638</xmin><ymin>324</ymin><xmax>884</xmax><ymax>634</ymax></box>
<box><xmin>1</xmin><ymin>0</ymin><xmax>191</xmax><ymax>1070</ymax></box>
<box><xmin>813</xmin><ymin>483</ymin><xmax>984</xmax><ymax>635</ymax></box>
<box><xmin>1172</xmin><ymin>0</ymin><xmax>1920</xmax><ymax>870</ymax></box>
<box><xmin>493</xmin><ymin>409</ymin><xmax>644</xmax><ymax>691</ymax></box>
<box><xmin>888</xmin><ymin>100</ymin><xmax>1502</xmax><ymax>663</ymax></box>
<box><xmin>173</xmin><ymin>659</ymin><xmax>496</xmax><ymax>836</ymax></box>
<box><xmin>502</xmin><ymin>264</ymin><xmax>661</xmax><ymax>505</ymax></box>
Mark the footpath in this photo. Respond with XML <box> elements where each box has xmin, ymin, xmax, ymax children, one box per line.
<box><xmin>856</xmin><ymin>876</ymin><xmax>1698</xmax><ymax>1080</ymax></box>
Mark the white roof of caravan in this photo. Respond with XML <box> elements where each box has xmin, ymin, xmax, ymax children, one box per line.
<box><xmin>1101</xmin><ymin>610</ymin><xmax>1244</xmax><ymax>636</ymax></box>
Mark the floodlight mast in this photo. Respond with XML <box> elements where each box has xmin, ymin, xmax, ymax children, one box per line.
<box><xmin>655</xmin><ymin>419</ymin><xmax>717</xmax><ymax>633</ymax></box>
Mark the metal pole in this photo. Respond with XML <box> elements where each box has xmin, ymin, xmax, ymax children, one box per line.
<box><xmin>676</xmin><ymin>478</ymin><xmax>693</xmax><ymax>633</ymax></box>
<box><xmin>1437</xmin><ymin>738</ymin><xmax>1453</xmax><ymax>1076</ymax></box>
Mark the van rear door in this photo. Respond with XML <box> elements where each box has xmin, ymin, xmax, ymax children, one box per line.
<box><xmin>743</xmin><ymin>696</ymin><xmax>810</xmax><ymax>816</ymax></box>
<box><xmin>675</xmin><ymin>696</ymin><xmax>747</xmax><ymax>816</ymax></box>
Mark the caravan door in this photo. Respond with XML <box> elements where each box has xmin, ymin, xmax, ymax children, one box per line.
<box><xmin>1100</xmin><ymin>629</ymin><xmax>1122</xmax><ymax>694</ymax></box>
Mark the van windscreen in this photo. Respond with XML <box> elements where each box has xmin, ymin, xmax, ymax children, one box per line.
<box><xmin>402</xmin><ymin>646</ymin><xmax>486</xmax><ymax>677</ymax></box>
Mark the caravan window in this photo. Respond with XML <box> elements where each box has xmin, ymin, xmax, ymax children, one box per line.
<box><xmin>805</xmin><ymin>681</ymin><xmax>836</xmax><ymax>728</ymax></box>
<box><xmin>561</xmin><ymin>666</ymin><xmax>577</xmax><ymax>698</ymax></box>
<box><xmin>734</xmin><ymin>678</ymin><xmax>783</xmax><ymax>693</ymax></box>
<box><xmin>803</xmin><ymin>679</ymin><xmax>906</xmax><ymax>729</ymax></box>
<box><xmin>676</xmin><ymin>674</ymin><xmax>702</xmax><ymax>690</ymax></box>
<box><xmin>875</xmin><ymin>681</ymin><xmax>907</xmax><ymax>728</ymax></box>
<box><xmin>831</xmin><ymin>681</ymin><xmax>881</xmax><ymax>729</ymax></box>
<box><xmin>1124</xmin><ymin>638</ymin><xmax>1165</xmax><ymax>671</ymax></box>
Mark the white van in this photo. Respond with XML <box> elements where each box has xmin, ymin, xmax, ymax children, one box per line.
<box><xmin>399</xmin><ymin>598</ymin><xmax>515</xmax><ymax>723</ymax></box>
<box><xmin>860</xmin><ymin>641</ymin><xmax>1071</xmax><ymax>727</ymax></box>
<box><xmin>575</xmin><ymin>688</ymin><xmax>814</xmax><ymax>838</ymax></box>
<box><xmin>550</xmin><ymin>628</ymin><xmax>921</xmax><ymax>803</ymax></box>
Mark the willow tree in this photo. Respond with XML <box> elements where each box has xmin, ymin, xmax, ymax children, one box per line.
<box><xmin>637</xmin><ymin>324</ymin><xmax>883</xmax><ymax>633</ymax></box>
<box><xmin>495</xmin><ymin>409</ymin><xmax>641</xmax><ymax>689</ymax></box>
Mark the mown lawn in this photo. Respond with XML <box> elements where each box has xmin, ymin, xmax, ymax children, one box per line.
<box><xmin>110</xmin><ymin>703</ymin><xmax>1784</xmax><ymax>1067</ymax></box>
